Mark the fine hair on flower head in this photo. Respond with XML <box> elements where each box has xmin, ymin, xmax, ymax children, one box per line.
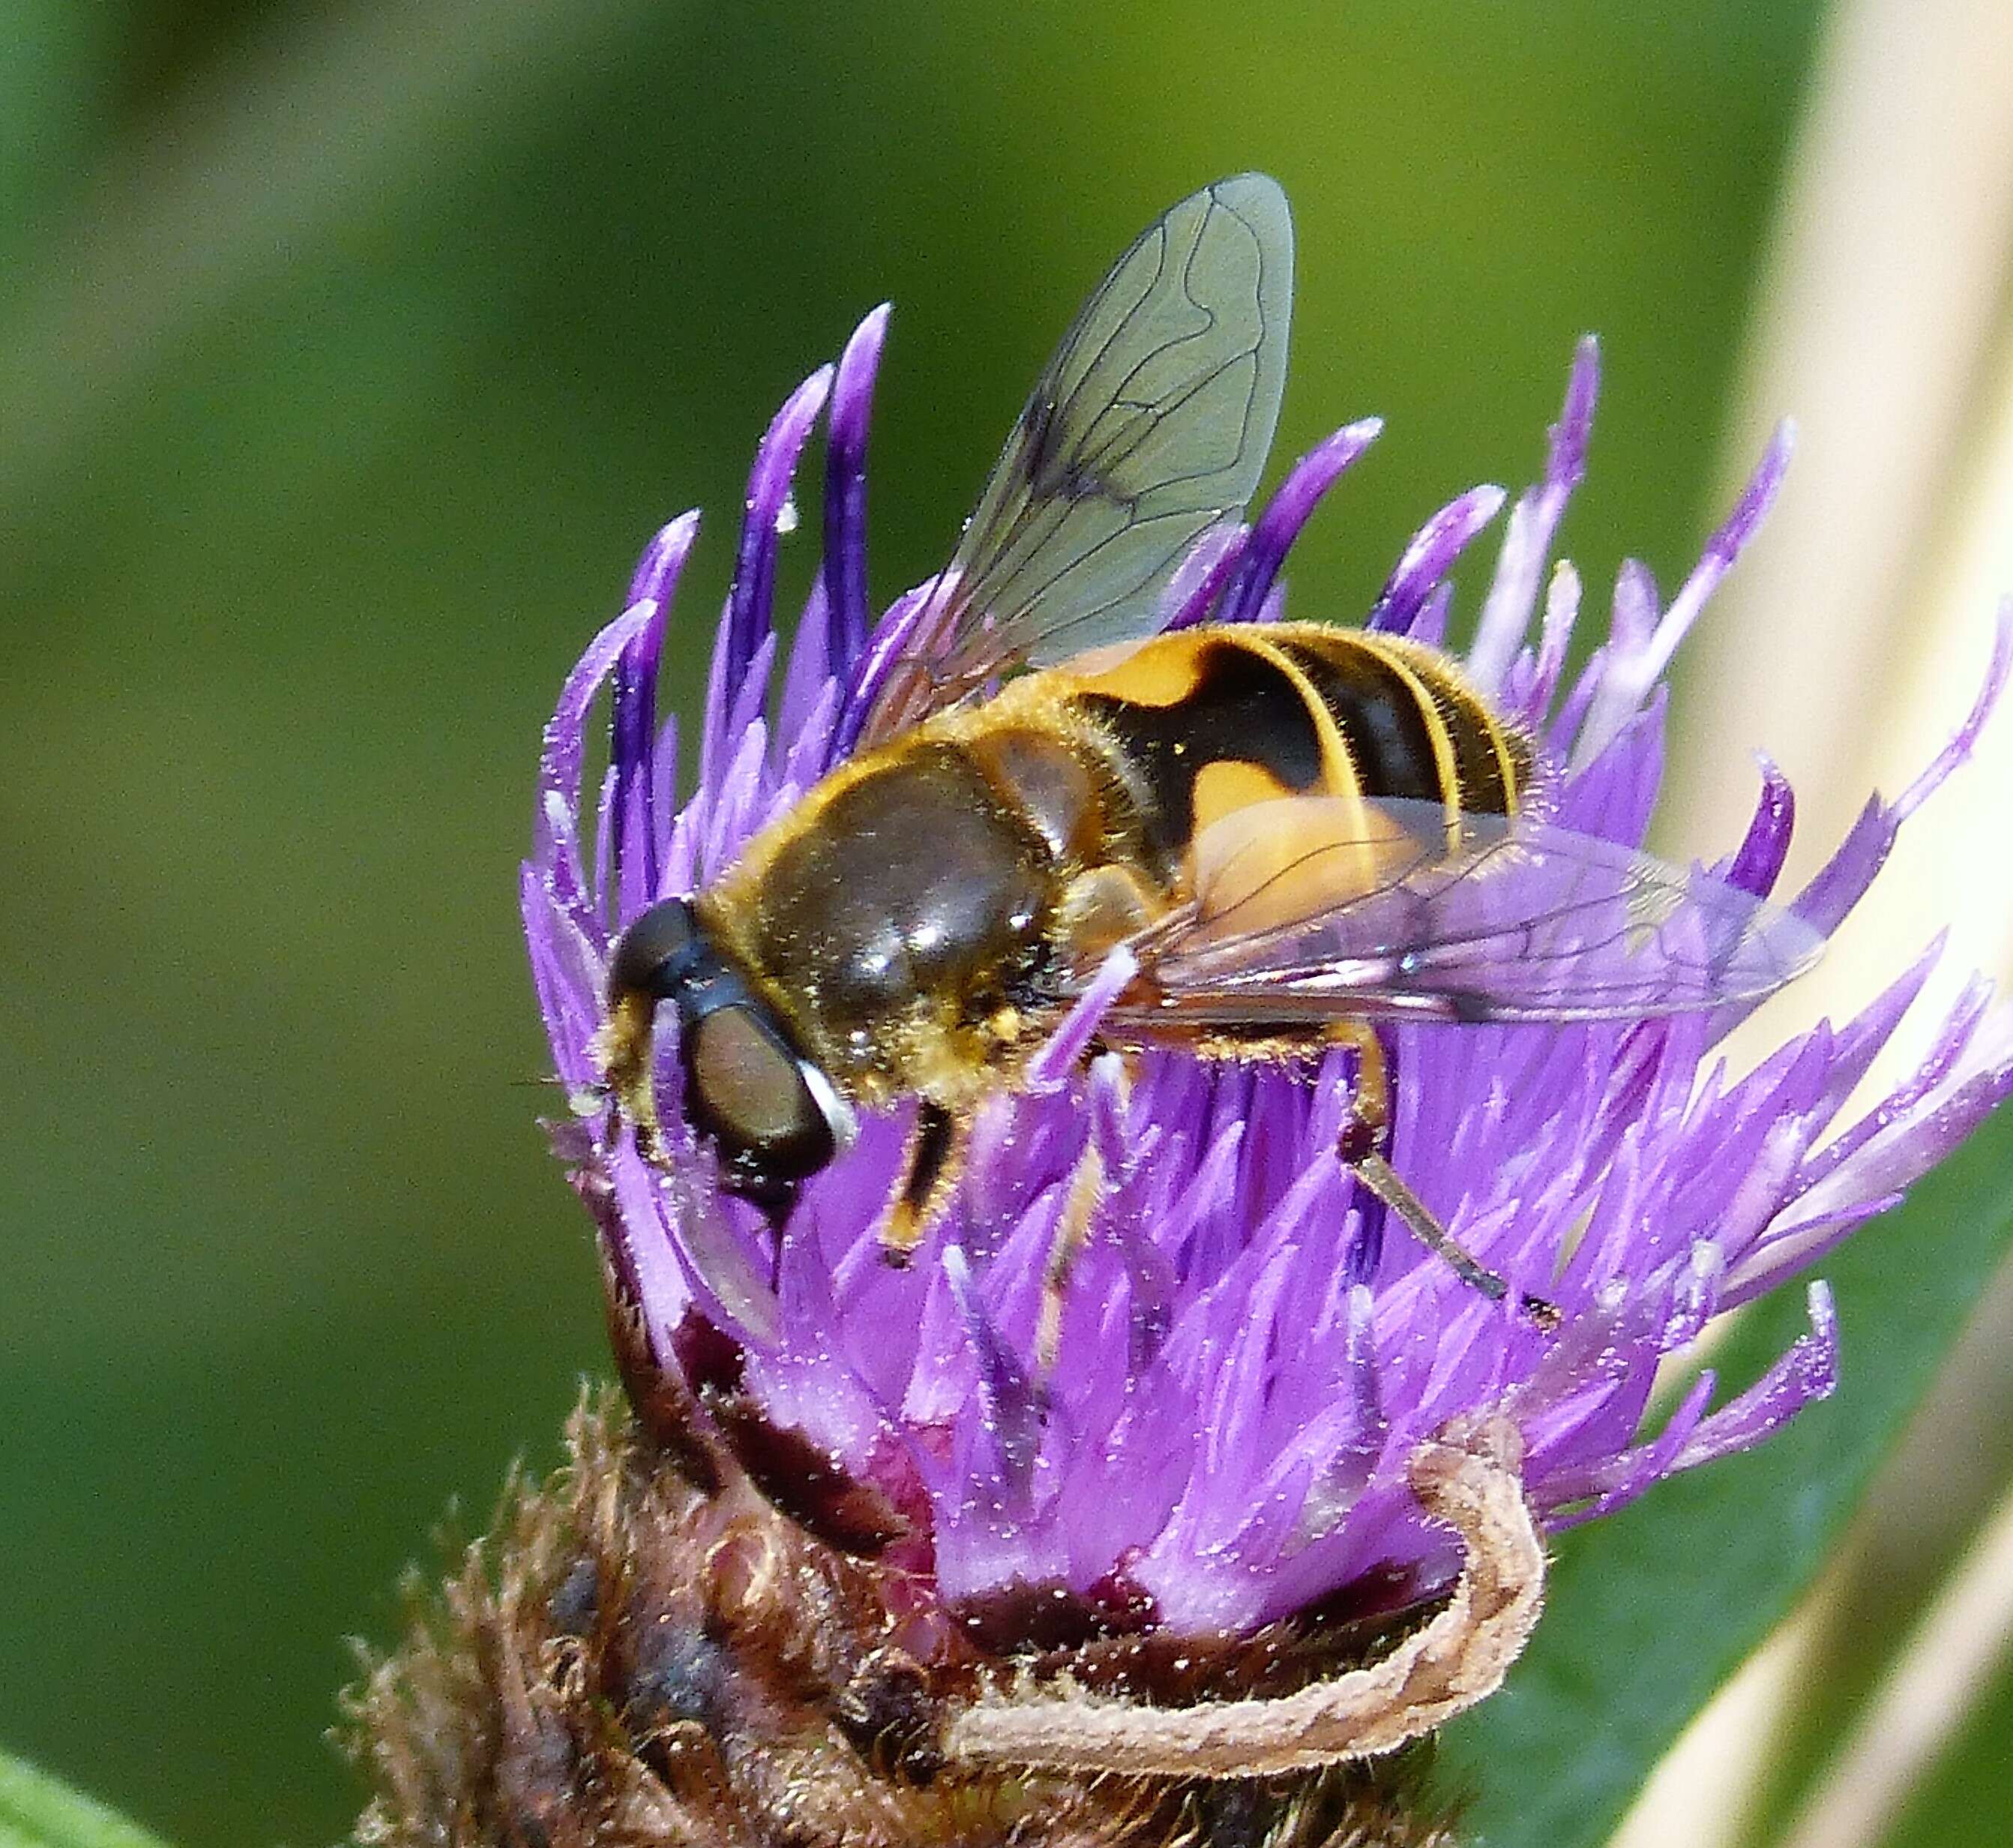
<box><xmin>521</xmin><ymin>175</ymin><xmax>2013</xmax><ymax>1738</ymax></box>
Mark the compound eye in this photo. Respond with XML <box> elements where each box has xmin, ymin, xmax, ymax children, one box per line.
<box><xmin>608</xmin><ymin>897</ymin><xmax>700</xmax><ymax>1000</ymax></box>
<box><xmin>685</xmin><ymin>1005</ymin><xmax>837</xmax><ymax>1184</ymax></box>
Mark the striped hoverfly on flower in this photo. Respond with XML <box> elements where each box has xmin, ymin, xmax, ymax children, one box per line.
<box><xmin>596</xmin><ymin>174</ymin><xmax>1822</xmax><ymax>1327</ymax></box>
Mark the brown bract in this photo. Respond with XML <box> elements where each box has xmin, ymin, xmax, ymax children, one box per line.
<box><xmin>342</xmin><ymin>1393</ymin><xmax>1540</xmax><ymax>1848</ymax></box>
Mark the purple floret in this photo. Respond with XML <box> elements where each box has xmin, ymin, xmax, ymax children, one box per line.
<box><xmin>523</xmin><ymin>313</ymin><xmax>2013</xmax><ymax>1636</ymax></box>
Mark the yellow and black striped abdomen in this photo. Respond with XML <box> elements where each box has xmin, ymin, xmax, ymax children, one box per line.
<box><xmin>1060</xmin><ymin>622</ymin><xmax>1533</xmax><ymax>882</ymax></box>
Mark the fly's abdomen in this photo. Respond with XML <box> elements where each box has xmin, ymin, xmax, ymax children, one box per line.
<box><xmin>1272</xmin><ymin>627</ymin><xmax>1532</xmax><ymax>819</ymax></box>
<box><xmin>1063</xmin><ymin>623</ymin><xmax>1533</xmax><ymax>888</ymax></box>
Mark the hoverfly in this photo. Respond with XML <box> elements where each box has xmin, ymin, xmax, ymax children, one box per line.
<box><xmin>597</xmin><ymin>175</ymin><xmax>1820</xmax><ymax>1322</ymax></box>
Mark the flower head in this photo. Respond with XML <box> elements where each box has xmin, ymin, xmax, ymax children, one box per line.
<box><xmin>526</xmin><ymin>304</ymin><xmax>2012</xmax><ymax>1655</ymax></box>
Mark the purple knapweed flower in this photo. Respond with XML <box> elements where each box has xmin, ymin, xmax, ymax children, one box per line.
<box><xmin>524</xmin><ymin>316</ymin><xmax>2012</xmax><ymax>1664</ymax></box>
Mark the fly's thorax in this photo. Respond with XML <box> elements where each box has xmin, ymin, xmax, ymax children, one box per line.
<box><xmin>699</xmin><ymin>732</ymin><xmax>1083</xmax><ymax>1101</ymax></box>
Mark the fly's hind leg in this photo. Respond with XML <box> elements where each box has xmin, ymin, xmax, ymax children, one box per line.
<box><xmin>1331</xmin><ymin>1023</ymin><xmax>1558</xmax><ymax>1332</ymax></box>
<box><xmin>1032</xmin><ymin>1053</ymin><xmax>1134</xmax><ymax>1382</ymax></box>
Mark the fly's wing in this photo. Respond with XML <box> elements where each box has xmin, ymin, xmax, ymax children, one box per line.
<box><xmin>856</xmin><ymin>175</ymin><xmax>1293</xmax><ymax>747</ymax></box>
<box><xmin>1101</xmin><ymin>797</ymin><xmax>1824</xmax><ymax>1032</ymax></box>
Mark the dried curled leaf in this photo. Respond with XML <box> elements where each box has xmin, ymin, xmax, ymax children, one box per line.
<box><xmin>342</xmin><ymin>1391</ymin><xmax>1490</xmax><ymax>1847</ymax></box>
<box><xmin>942</xmin><ymin>1417</ymin><xmax>1543</xmax><ymax>1778</ymax></box>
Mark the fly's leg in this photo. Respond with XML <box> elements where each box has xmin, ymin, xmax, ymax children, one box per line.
<box><xmin>592</xmin><ymin>990</ymin><xmax>666</xmax><ymax>1165</ymax></box>
<box><xmin>1031</xmin><ymin>1145</ymin><xmax>1104</xmax><ymax>1385</ymax></box>
<box><xmin>1332</xmin><ymin>1023</ymin><xmax>1559</xmax><ymax>1332</ymax></box>
<box><xmin>879</xmin><ymin>1101</ymin><xmax>966</xmax><ymax>1264</ymax></box>
<box><xmin>1025</xmin><ymin>1055</ymin><xmax>1164</xmax><ymax>1407</ymax></box>
<box><xmin>752</xmin><ymin>1185</ymin><xmax>799</xmax><ymax>1291</ymax></box>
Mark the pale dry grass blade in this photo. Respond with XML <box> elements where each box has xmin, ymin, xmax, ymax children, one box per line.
<box><xmin>1622</xmin><ymin>3</ymin><xmax>2013</xmax><ymax>1838</ymax></box>
<box><xmin>1779</xmin><ymin>1478</ymin><xmax>2013</xmax><ymax>1848</ymax></box>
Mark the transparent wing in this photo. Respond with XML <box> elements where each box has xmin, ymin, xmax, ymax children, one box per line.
<box><xmin>1101</xmin><ymin>797</ymin><xmax>1824</xmax><ymax>1030</ymax></box>
<box><xmin>858</xmin><ymin>174</ymin><xmax>1293</xmax><ymax>746</ymax></box>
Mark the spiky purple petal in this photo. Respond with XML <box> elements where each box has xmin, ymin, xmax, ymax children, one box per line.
<box><xmin>1571</xmin><ymin>423</ymin><xmax>1793</xmax><ymax>769</ymax></box>
<box><xmin>1470</xmin><ymin>335</ymin><xmax>1599</xmax><ymax>692</ymax></box>
<box><xmin>1218</xmin><ymin>420</ymin><xmax>1381</xmax><ymax>624</ymax></box>
<box><xmin>824</xmin><ymin>306</ymin><xmax>891</xmax><ymax>681</ymax></box>
<box><xmin>1367</xmin><ymin>485</ymin><xmax>1505</xmax><ymax>635</ymax></box>
<box><xmin>704</xmin><ymin>364</ymin><xmax>833</xmax><ymax>783</ymax></box>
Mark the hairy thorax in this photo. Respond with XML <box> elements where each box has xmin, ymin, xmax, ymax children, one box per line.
<box><xmin>700</xmin><ymin>735</ymin><xmax>1078</xmax><ymax>1107</ymax></box>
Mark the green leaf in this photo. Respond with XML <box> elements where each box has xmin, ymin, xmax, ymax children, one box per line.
<box><xmin>1442</xmin><ymin>1102</ymin><xmax>2013</xmax><ymax>1848</ymax></box>
<box><xmin>0</xmin><ymin>1752</ymin><xmax>172</xmax><ymax>1848</ymax></box>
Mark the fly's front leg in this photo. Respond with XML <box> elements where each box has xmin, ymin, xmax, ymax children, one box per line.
<box><xmin>1331</xmin><ymin>1022</ymin><xmax>1558</xmax><ymax>1332</ymax></box>
<box><xmin>593</xmin><ymin>990</ymin><xmax>666</xmax><ymax>1165</ymax></box>
<box><xmin>879</xmin><ymin>1100</ymin><xmax>966</xmax><ymax>1265</ymax></box>
<box><xmin>753</xmin><ymin>1183</ymin><xmax>800</xmax><ymax>1289</ymax></box>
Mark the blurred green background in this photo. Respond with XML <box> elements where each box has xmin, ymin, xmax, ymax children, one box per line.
<box><xmin>0</xmin><ymin>1</ymin><xmax>1893</xmax><ymax>1841</ymax></box>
